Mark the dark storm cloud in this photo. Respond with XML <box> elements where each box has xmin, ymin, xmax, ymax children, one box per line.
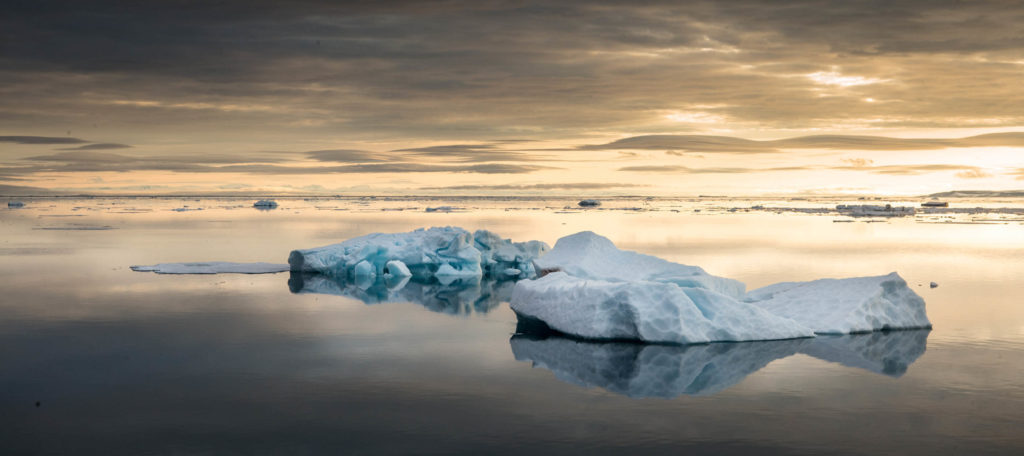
<box><xmin>0</xmin><ymin>136</ymin><xmax>87</xmax><ymax>145</ymax></box>
<box><xmin>56</xmin><ymin>143</ymin><xmax>132</xmax><ymax>150</ymax></box>
<box><xmin>589</xmin><ymin>133</ymin><xmax>1024</xmax><ymax>153</ymax></box>
<box><xmin>3</xmin><ymin>0</ymin><xmax>1024</xmax><ymax>142</ymax></box>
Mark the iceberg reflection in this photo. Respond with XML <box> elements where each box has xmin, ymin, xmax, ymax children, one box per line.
<box><xmin>288</xmin><ymin>271</ymin><xmax>516</xmax><ymax>315</ymax></box>
<box><xmin>511</xmin><ymin>325</ymin><xmax>930</xmax><ymax>398</ymax></box>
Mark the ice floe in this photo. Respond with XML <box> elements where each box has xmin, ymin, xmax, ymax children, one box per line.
<box><xmin>8</xmin><ymin>201</ymin><xmax>25</xmax><ymax>208</ymax></box>
<box><xmin>253</xmin><ymin>199</ymin><xmax>278</xmax><ymax>209</ymax></box>
<box><xmin>511</xmin><ymin>272</ymin><xmax>814</xmax><ymax>344</ymax></box>
<box><xmin>288</xmin><ymin>227</ymin><xmax>548</xmax><ymax>283</ymax></box>
<box><xmin>744</xmin><ymin>273</ymin><xmax>931</xmax><ymax>334</ymax></box>
<box><xmin>512</xmin><ymin>231</ymin><xmax>929</xmax><ymax>342</ymax></box>
<box><xmin>131</xmin><ymin>262</ymin><xmax>289</xmax><ymax>274</ymax></box>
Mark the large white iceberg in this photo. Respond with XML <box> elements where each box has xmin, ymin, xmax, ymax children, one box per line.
<box><xmin>511</xmin><ymin>271</ymin><xmax>814</xmax><ymax>344</ymax></box>
<box><xmin>511</xmin><ymin>231</ymin><xmax>930</xmax><ymax>343</ymax></box>
<box><xmin>288</xmin><ymin>227</ymin><xmax>548</xmax><ymax>283</ymax></box>
<box><xmin>532</xmin><ymin>231</ymin><xmax>745</xmax><ymax>299</ymax></box>
<box><xmin>744</xmin><ymin>273</ymin><xmax>931</xmax><ymax>334</ymax></box>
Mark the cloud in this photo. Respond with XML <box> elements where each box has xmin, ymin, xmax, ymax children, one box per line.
<box><xmin>833</xmin><ymin>164</ymin><xmax>984</xmax><ymax>175</ymax></box>
<box><xmin>392</xmin><ymin>144</ymin><xmax>546</xmax><ymax>163</ymax></box>
<box><xmin>0</xmin><ymin>136</ymin><xmax>87</xmax><ymax>145</ymax></box>
<box><xmin>841</xmin><ymin>158</ymin><xmax>874</xmax><ymax>167</ymax></box>
<box><xmin>618</xmin><ymin>165</ymin><xmax>810</xmax><ymax>173</ymax></box>
<box><xmin>56</xmin><ymin>143</ymin><xmax>132</xmax><ymax>150</ymax></box>
<box><xmin>424</xmin><ymin>182</ymin><xmax>648</xmax><ymax>191</ymax></box>
<box><xmin>955</xmin><ymin>169</ymin><xmax>993</xmax><ymax>179</ymax></box>
<box><xmin>586</xmin><ymin>133</ymin><xmax>1024</xmax><ymax>153</ymax></box>
<box><xmin>306</xmin><ymin>149</ymin><xmax>387</xmax><ymax>163</ymax></box>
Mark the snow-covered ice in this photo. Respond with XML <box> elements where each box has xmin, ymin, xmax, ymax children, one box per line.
<box><xmin>512</xmin><ymin>231</ymin><xmax>930</xmax><ymax>343</ymax></box>
<box><xmin>745</xmin><ymin>272</ymin><xmax>931</xmax><ymax>334</ymax></box>
<box><xmin>532</xmin><ymin>231</ymin><xmax>745</xmax><ymax>299</ymax></box>
<box><xmin>288</xmin><ymin>227</ymin><xmax>548</xmax><ymax>283</ymax></box>
<box><xmin>511</xmin><ymin>271</ymin><xmax>814</xmax><ymax>344</ymax></box>
<box><xmin>131</xmin><ymin>262</ymin><xmax>289</xmax><ymax>274</ymax></box>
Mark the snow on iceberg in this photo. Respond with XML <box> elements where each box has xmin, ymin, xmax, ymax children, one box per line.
<box><xmin>745</xmin><ymin>272</ymin><xmax>931</xmax><ymax>334</ymax></box>
<box><xmin>532</xmin><ymin>231</ymin><xmax>745</xmax><ymax>299</ymax></box>
<box><xmin>288</xmin><ymin>227</ymin><xmax>548</xmax><ymax>284</ymax></box>
<box><xmin>510</xmin><ymin>271</ymin><xmax>814</xmax><ymax>344</ymax></box>
<box><xmin>131</xmin><ymin>262</ymin><xmax>289</xmax><ymax>274</ymax></box>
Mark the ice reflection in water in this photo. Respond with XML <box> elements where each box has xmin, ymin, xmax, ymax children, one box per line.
<box><xmin>288</xmin><ymin>271</ymin><xmax>517</xmax><ymax>315</ymax></box>
<box><xmin>511</xmin><ymin>325</ymin><xmax>929</xmax><ymax>398</ymax></box>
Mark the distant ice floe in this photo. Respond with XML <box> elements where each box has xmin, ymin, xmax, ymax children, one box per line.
<box><xmin>511</xmin><ymin>329</ymin><xmax>929</xmax><ymax>398</ymax></box>
<box><xmin>8</xmin><ymin>201</ymin><xmax>25</xmax><ymax>208</ymax></box>
<box><xmin>577</xmin><ymin>199</ymin><xmax>601</xmax><ymax>207</ymax></box>
<box><xmin>511</xmin><ymin>231</ymin><xmax>930</xmax><ymax>343</ymax></box>
<box><xmin>253</xmin><ymin>199</ymin><xmax>278</xmax><ymax>210</ymax></box>
<box><xmin>835</xmin><ymin>204</ymin><xmax>915</xmax><ymax>217</ymax></box>
<box><xmin>131</xmin><ymin>262</ymin><xmax>289</xmax><ymax>274</ymax></box>
<box><xmin>288</xmin><ymin>226</ymin><xmax>548</xmax><ymax>284</ymax></box>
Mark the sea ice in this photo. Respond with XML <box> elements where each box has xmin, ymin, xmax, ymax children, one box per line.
<box><xmin>253</xmin><ymin>199</ymin><xmax>278</xmax><ymax>209</ymax></box>
<box><xmin>532</xmin><ymin>231</ymin><xmax>745</xmax><ymax>299</ymax></box>
<box><xmin>131</xmin><ymin>262</ymin><xmax>289</xmax><ymax>274</ymax></box>
<box><xmin>288</xmin><ymin>227</ymin><xmax>548</xmax><ymax>283</ymax></box>
<box><xmin>8</xmin><ymin>201</ymin><xmax>25</xmax><ymax>208</ymax></box>
<box><xmin>745</xmin><ymin>272</ymin><xmax>931</xmax><ymax>334</ymax></box>
<box><xmin>510</xmin><ymin>272</ymin><xmax>814</xmax><ymax>344</ymax></box>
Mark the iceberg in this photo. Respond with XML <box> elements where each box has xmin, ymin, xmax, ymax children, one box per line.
<box><xmin>512</xmin><ymin>231</ymin><xmax>930</xmax><ymax>343</ymax></box>
<box><xmin>288</xmin><ymin>271</ymin><xmax>516</xmax><ymax>315</ymax></box>
<box><xmin>8</xmin><ymin>201</ymin><xmax>25</xmax><ymax>208</ymax></box>
<box><xmin>745</xmin><ymin>273</ymin><xmax>931</xmax><ymax>334</ymax></box>
<box><xmin>532</xmin><ymin>231</ymin><xmax>745</xmax><ymax>299</ymax></box>
<box><xmin>253</xmin><ymin>199</ymin><xmax>278</xmax><ymax>209</ymax></box>
<box><xmin>511</xmin><ymin>272</ymin><xmax>814</xmax><ymax>344</ymax></box>
<box><xmin>288</xmin><ymin>227</ymin><xmax>548</xmax><ymax>283</ymax></box>
<box><xmin>131</xmin><ymin>262</ymin><xmax>289</xmax><ymax>274</ymax></box>
<box><xmin>510</xmin><ymin>329</ymin><xmax>929</xmax><ymax>398</ymax></box>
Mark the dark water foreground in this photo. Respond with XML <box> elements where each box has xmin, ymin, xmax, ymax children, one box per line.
<box><xmin>2</xmin><ymin>198</ymin><xmax>1023</xmax><ymax>455</ymax></box>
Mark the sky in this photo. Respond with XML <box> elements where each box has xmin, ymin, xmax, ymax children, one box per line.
<box><xmin>1</xmin><ymin>0</ymin><xmax>1023</xmax><ymax>196</ymax></box>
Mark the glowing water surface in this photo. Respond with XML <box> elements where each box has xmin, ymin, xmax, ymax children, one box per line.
<box><xmin>1</xmin><ymin>197</ymin><xmax>1022</xmax><ymax>455</ymax></box>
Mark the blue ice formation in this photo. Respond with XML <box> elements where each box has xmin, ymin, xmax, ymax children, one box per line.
<box><xmin>288</xmin><ymin>227</ymin><xmax>548</xmax><ymax>284</ymax></box>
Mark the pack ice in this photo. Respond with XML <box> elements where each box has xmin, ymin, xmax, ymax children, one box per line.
<box><xmin>511</xmin><ymin>231</ymin><xmax>929</xmax><ymax>343</ymax></box>
<box><xmin>288</xmin><ymin>227</ymin><xmax>548</xmax><ymax>285</ymax></box>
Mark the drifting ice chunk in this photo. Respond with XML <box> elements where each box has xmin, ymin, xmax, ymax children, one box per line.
<box><xmin>577</xmin><ymin>199</ymin><xmax>601</xmax><ymax>207</ymax></box>
<box><xmin>510</xmin><ymin>272</ymin><xmax>813</xmax><ymax>344</ymax></box>
<box><xmin>131</xmin><ymin>262</ymin><xmax>289</xmax><ymax>274</ymax></box>
<box><xmin>745</xmin><ymin>272</ymin><xmax>931</xmax><ymax>334</ymax></box>
<box><xmin>288</xmin><ymin>227</ymin><xmax>548</xmax><ymax>283</ymax></box>
<box><xmin>253</xmin><ymin>199</ymin><xmax>278</xmax><ymax>209</ymax></box>
<box><xmin>533</xmin><ymin>231</ymin><xmax>745</xmax><ymax>299</ymax></box>
<box><xmin>8</xmin><ymin>201</ymin><xmax>25</xmax><ymax>208</ymax></box>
